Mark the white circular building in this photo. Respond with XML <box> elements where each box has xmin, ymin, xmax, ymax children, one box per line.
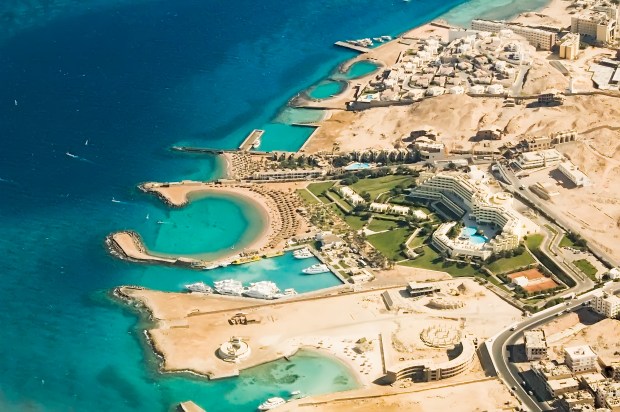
<box><xmin>218</xmin><ymin>337</ymin><xmax>251</xmax><ymax>363</ymax></box>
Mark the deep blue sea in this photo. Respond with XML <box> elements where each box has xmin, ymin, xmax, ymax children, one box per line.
<box><xmin>0</xmin><ymin>0</ymin><xmax>550</xmax><ymax>410</ymax></box>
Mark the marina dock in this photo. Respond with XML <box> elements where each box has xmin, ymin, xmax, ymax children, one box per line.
<box><xmin>238</xmin><ymin>129</ymin><xmax>264</xmax><ymax>151</ymax></box>
<box><xmin>334</xmin><ymin>41</ymin><xmax>371</xmax><ymax>53</ymax></box>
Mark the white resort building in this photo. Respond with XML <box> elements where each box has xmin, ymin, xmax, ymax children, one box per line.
<box><xmin>592</xmin><ymin>290</ymin><xmax>620</xmax><ymax>319</ymax></box>
<box><xmin>557</xmin><ymin>161</ymin><xmax>591</xmax><ymax>187</ymax></box>
<box><xmin>408</xmin><ymin>171</ymin><xmax>533</xmax><ymax>259</ymax></box>
<box><xmin>339</xmin><ymin>186</ymin><xmax>365</xmax><ymax>206</ymax></box>
<box><xmin>564</xmin><ymin>345</ymin><xmax>598</xmax><ymax>373</ymax></box>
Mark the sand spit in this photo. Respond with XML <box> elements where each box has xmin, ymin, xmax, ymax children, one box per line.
<box><xmin>108</xmin><ymin>181</ymin><xmax>310</xmax><ymax>267</ymax></box>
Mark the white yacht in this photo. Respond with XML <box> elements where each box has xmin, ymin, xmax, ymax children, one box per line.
<box><xmin>302</xmin><ymin>264</ymin><xmax>330</xmax><ymax>274</ymax></box>
<box><xmin>258</xmin><ymin>397</ymin><xmax>286</xmax><ymax>411</ymax></box>
<box><xmin>293</xmin><ymin>248</ymin><xmax>313</xmax><ymax>259</ymax></box>
<box><xmin>184</xmin><ymin>282</ymin><xmax>213</xmax><ymax>294</ymax></box>
<box><xmin>202</xmin><ymin>263</ymin><xmax>219</xmax><ymax>270</ymax></box>
<box><xmin>252</xmin><ymin>138</ymin><xmax>261</xmax><ymax>149</ymax></box>
<box><xmin>283</xmin><ymin>288</ymin><xmax>297</xmax><ymax>296</ymax></box>
<box><xmin>214</xmin><ymin>279</ymin><xmax>245</xmax><ymax>296</ymax></box>
<box><xmin>244</xmin><ymin>281</ymin><xmax>281</xmax><ymax>300</ymax></box>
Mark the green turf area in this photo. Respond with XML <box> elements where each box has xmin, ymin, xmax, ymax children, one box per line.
<box><xmin>343</xmin><ymin>214</ymin><xmax>367</xmax><ymax>230</ymax></box>
<box><xmin>525</xmin><ymin>234</ymin><xmax>544</xmax><ymax>251</ymax></box>
<box><xmin>408</xmin><ymin>234</ymin><xmax>427</xmax><ymax>248</ymax></box>
<box><xmin>367</xmin><ymin>218</ymin><xmax>402</xmax><ymax>232</ymax></box>
<box><xmin>307</xmin><ymin>182</ymin><xmax>335</xmax><ymax>203</ymax></box>
<box><xmin>350</xmin><ymin>175</ymin><xmax>415</xmax><ymax>201</ymax></box>
<box><xmin>296</xmin><ymin>189</ymin><xmax>319</xmax><ymax>205</ymax></box>
<box><xmin>486</xmin><ymin>251</ymin><xmax>536</xmax><ymax>274</ymax></box>
<box><xmin>398</xmin><ymin>245</ymin><xmax>480</xmax><ymax>277</ymax></box>
<box><xmin>367</xmin><ymin>227</ymin><xmax>412</xmax><ymax>260</ymax></box>
<box><xmin>573</xmin><ymin>259</ymin><xmax>598</xmax><ymax>280</ymax></box>
<box><xmin>559</xmin><ymin>235</ymin><xmax>577</xmax><ymax>248</ymax></box>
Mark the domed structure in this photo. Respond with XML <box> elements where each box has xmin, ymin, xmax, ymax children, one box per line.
<box><xmin>218</xmin><ymin>336</ymin><xmax>251</xmax><ymax>363</ymax></box>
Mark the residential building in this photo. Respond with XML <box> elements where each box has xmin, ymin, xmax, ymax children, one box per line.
<box><xmin>516</xmin><ymin>149</ymin><xmax>563</xmax><ymax>169</ymax></box>
<box><xmin>522</xmin><ymin>136</ymin><xmax>553</xmax><ymax>151</ymax></box>
<box><xmin>406</xmin><ymin>282</ymin><xmax>440</xmax><ymax>297</ymax></box>
<box><xmin>525</xmin><ymin>329</ymin><xmax>548</xmax><ymax>360</ymax></box>
<box><xmin>559</xmin><ymin>33</ymin><xmax>581</xmax><ymax>60</ymax></box>
<box><xmin>592</xmin><ymin>290</ymin><xmax>620</xmax><ymax>319</ymax></box>
<box><xmin>558</xmin><ymin>161</ymin><xmax>592</xmax><ymax>187</ymax></box>
<box><xmin>369</xmin><ymin>202</ymin><xmax>389</xmax><ymax>213</ymax></box>
<box><xmin>538</xmin><ymin>89</ymin><xmax>565</xmax><ymax>105</ymax></box>
<box><xmin>560</xmin><ymin>390</ymin><xmax>596</xmax><ymax>410</ymax></box>
<box><xmin>565</xmin><ymin>345</ymin><xmax>598</xmax><ymax>373</ymax></box>
<box><xmin>252</xmin><ymin>168</ymin><xmax>326</xmax><ymax>181</ymax></box>
<box><xmin>476</xmin><ymin>126</ymin><xmax>504</xmax><ymax>140</ymax></box>
<box><xmin>571</xmin><ymin>13</ymin><xmax>617</xmax><ymax>43</ymax></box>
<box><xmin>471</xmin><ymin>19</ymin><xmax>558</xmax><ymax>50</ymax></box>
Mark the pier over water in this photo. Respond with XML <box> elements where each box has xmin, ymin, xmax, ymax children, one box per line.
<box><xmin>334</xmin><ymin>41</ymin><xmax>371</xmax><ymax>53</ymax></box>
<box><xmin>239</xmin><ymin>129</ymin><xmax>264</xmax><ymax>151</ymax></box>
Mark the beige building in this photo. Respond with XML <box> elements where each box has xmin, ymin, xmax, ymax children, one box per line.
<box><xmin>571</xmin><ymin>13</ymin><xmax>617</xmax><ymax>43</ymax></box>
<box><xmin>592</xmin><ymin>290</ymin><xmax>620</xmax><ymax>318</ymax></box>
<box><xmin>559</xmin><ymin>33</ymin><xmax>581</xmax><ymax>60</ymax></box>
<box><xmin>525</xmin><ymin>329</ymin><xmax>548</xmax><ymax>360</ymax></box>
<box><xmin>558</xmin><ymin>161</ymin><xmax>592</xmax><ymax>187</ymax></box>
<box><xmin>471</xmin><ymin>19</ymin><xmax>557</xmax><ymax>50</ymax></box>
<box><xmin>565</xmin><ymin>345</ymin><xmax>598</xmax><ymax>373</ymax></box>
<box><xmin>252</xmin><ymin>168</ymin><xmax>326</xmax><ymax>181</ymax></box>
<box><xmin>516</xmin><ymin>148</ymin><xmax>563</xmax><ymax>169</ymax></box>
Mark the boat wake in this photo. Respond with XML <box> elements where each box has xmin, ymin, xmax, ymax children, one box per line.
<box><xmin>65</xmin><ymin>152</ymin><xmax>96</xmax><ymax>164</ymax></box>
<box><xmin>0</xmin><ymin>177</ymin><xmax>17</xmax><ymax>185</ymax></box>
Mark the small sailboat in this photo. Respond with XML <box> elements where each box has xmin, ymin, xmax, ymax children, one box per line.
<box><xmin>146</xmin><ymin>213</ymin><xmax>150</xmax><ymax>220</ymax></box>
<box><xmin>111</xmin><ymin>197</ymin><xmax>121</xmax><ymax>203</ymax></box>
<box><xmin>14</xmin><ymin>99</ymin><xmax>18</xmax><ymax>106</ymax></box>
<box><xmin>84</xmin><ymin>139</ymin><xmax>89</xmax><ymax>146</ymax></box>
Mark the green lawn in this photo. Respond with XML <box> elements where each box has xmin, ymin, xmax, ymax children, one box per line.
<box><xmin>350</xmin><ymin>175</ymin><xmax>416</xmax><ymax>201</ymax></box>
<box><xmin>486</xmin><ymin>251</ymin><xmax>536</xmax><ymax>274</ymax></box>
<box><xmin>526</xmin><ymin>234</ymin><xmax>544</xmax><ymax>251</ymax></box>
<box><xmin>573</xmin><ymin>259</ymin><xmax>598</xmax><ymax>280</ymax></box>
<box><xmin>367</xmin><ymin>227</ymin><xmax>412</xmax><ymax>260</ymax></box>
<box><xmin>398</xmin><ymin>245</ymin><xmax>480</xmax><ymax>277</ymax></box>
<box><xmin>307</xmin><ymin>182</ymin><xmax>335</xmax><ymax>203</ymax></box>
<box><xmin>408</xmin><ymin>234</ymin><xmax>427</xmax><ymax>248</ymax></box>
<box><xmin>343</xmin><ymin>214</ymin><xmax>367</xmax><ymax>230</ymax></box>
<box><xmin>367</xmin><ymin>218</ymin><xmax>402</xmax><ymax>232</ymax></box>
<box><xmin>559</xmin><ymin>235</ymin><xmax>578</xmax><ymax>249</ymax></box>
<box><xmin>296</xmin><ymin>189</ymin><xmax>319</xmax><ymax>205</ymax></box>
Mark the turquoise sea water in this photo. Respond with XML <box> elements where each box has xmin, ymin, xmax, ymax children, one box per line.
<box><xmin>308</xmin><ymin>80</ymin><xmax>347</xmax><ymax>100</ymax></box>
<box><xmin>0</xmin><ymin>0</ymin><xmax>551</xmax><ymax>410</ymax></box>
<box><xmin>338</xmin><ymin>60</ymin><xmax>381</xmax><ymax>80</ymax></box>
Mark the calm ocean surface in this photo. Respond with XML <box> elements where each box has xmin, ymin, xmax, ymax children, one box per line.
<box><xmin>0</xmin><ymin>0</ymin><xmax>549</xmax><ymax>410</ymax></box>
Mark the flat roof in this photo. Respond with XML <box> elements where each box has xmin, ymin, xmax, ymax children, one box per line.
<box><xmin>565</xmin><ymin>345</ymin><xmax>597</xmax><ymax>359</ymax></box>
<box><xmin>524</xmin><ymin>329</ymin><xmax>546</xmax><ymax>348</ymax></box>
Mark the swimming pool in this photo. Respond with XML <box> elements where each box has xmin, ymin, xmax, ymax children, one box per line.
<box><xmin>344</xmin><ymin>162</ymin><xmax>371</xmax><ymax>171</ymax></box>
<box><xmin>461</xmin><ymin>226</ymin><xmax>488</xmax><ymax>245</ymax></box>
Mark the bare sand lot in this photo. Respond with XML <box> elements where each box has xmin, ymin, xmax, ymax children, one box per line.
<box><xmin>307</xmin><ymin>94</ymin><xmax>620</xmax><ymax>155</ymax></box>
<box><xmin>281</xmin><ymin>377</ymin><xmax>516</xmax><ymax>412</ymax></box>
<box><xmin>119</xmin><ymin>279</ymin><xmax>520</xmax><ymax>386</ymax></box>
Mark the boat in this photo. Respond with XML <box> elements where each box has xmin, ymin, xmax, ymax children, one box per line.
<box><xmin>111</xmin><ymin>197</ymin><xmax>121</xmax><ymax>203</ymax></box>
<box><xmin>214</xmin><ymin>279</ymin><xmax>245</xmax><ymax>296</ymax></box>
<box><xmin>258</xmin><ymin>397</ymin><xmax>286</xmax><ymax>411</ymax></box>
<box><xmin>202</xmin><ymin>263</ymin><xmax>219</xmax><ymax>270</ymax></box>
<box><xmin>290</xmin><ymin>390</ymin><xmax>301</xmax><ymax>396</ymax></box>
<box><xmin>218</xmin><ymin>261</ymin><xmax>231</xmax><ymax>267</ymax></box>
<box><xmin>293</xmin><ymin>248</ymin><xmax>313</xmax><ymax>259</ymax></box>
<box><xmin>283</xmin><ymin>288</ymin><xmax>298</xmax><ymax>296</ymax></box>
<box><xmin>185</xmin><ymin>282</ymin><xmax>213</xmax><ymax>294</ymax></box>
<box><xmin>252</xmin><ymin>138</ymin><xmax>261</xmax><ymax>148</ymax></box>
<box><xmin>232</xmin><ymin>255</ymin><xmax>261</xmax><ymax>265</ymax></box>
<box><xmin>302</xmin><ymin>264</ymin><xmax>330</xmax><ymax>274</ymax></box>
<box><xmin>243</xmin><ymin>281</ymin><xmax>281</xmax><ymax>300</ymax></box>
<box><xmin>66</xmin><ymin>152</ymin><xmax>78</xmax><ymax>159</ymax></box>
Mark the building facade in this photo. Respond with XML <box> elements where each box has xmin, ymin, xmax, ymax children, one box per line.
<box><xmin>559</xmin><ymin>33</ymin><xmax>580</xmax><ymax>60</ymax></box>
<box><xmin>565</xmin><ymin>346</ymin><xmax>598</xmax><ymax>374</ymax></box>
<box><xmin>571</xmin><ymin>13</ymin><xmax>617</xmax><ymax>43</ymax></box>
<box><xmin>525</xmin><ymin>329</ymin><xmax>548</xmax><ymax>360</ymax></box>
<box><xmin>471</xmin><ymin>19</ymin><xmax>558</xmax><ymax>50</ymax></box>
<box><xmin>592</xmin><ymin>290</ymin><xmax>620</xmax><ymax>319</ymax></box>
<box><xmin>558</xmin><ymin>161</ymin><xmax>592</xmax><ymax>187</ymax></box>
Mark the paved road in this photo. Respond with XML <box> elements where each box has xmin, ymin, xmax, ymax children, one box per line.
<box><xmin>489</xmin><ymin>283</ymin><xmax>620</xmax><ymax>411</ymax></box>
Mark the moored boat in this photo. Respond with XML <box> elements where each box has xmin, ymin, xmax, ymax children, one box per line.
<box><xmin>302</xmin><ymin>264</ymin><xmax>330</xmax><ymax>274</ymax></box>
<box><xmin>214</xmin><ymin>279</ymin><xmax>245</xmax><ymax>296</ymax></box>
<box><xmin>257</xmin><ymin>397</ymin><xmax>286</xmax><ymax>411</ymax></box>
<box><xmin>184</xmin><ymin>282</ymin><xmax>213</xmax><ymax>294</ymax></box>
<box><xmin>293</xmin><ymin>248</ymin><xmax>313</xmax><ymax>259</ymax></box>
